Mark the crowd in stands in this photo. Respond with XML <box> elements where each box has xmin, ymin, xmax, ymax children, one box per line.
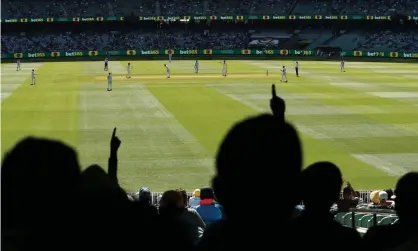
<box><xmin>3</xmin><ymin>29</ymin><xmax>418</xmax><ymax>53</ymax></box>
<box><xmin>1</xmin><ymin>31</ymin><xmax>250</xmax><ymax>53</ymax></box>
<box><xmin>357</xmin><ymin>31</ymin><xmax>418</xmax><ymax>51</ymax></box>
<box><xmin>2</xmin><ymin>89</ymin><xmax>418</xmax><ymax>251</ymax></box>
<box><xmin>2</xmin><ymin>0</ymin><xmax>418</xmax><ymax>18</ymax></box>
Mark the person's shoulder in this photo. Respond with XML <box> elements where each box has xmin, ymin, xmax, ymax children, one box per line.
<box><xmin>204</xmin><ymin>219</ymin><xmax>227</xmax><ymax>233</ymax></box>
<box><xmin>338</xmin><ymin>223</ymin><xmax>361</xmax><ymax>239</ymax></box>
<box><xmin>214</xmin><ymin>203</ymin><xmax>222</xmax><ymax>208</ymax></box>
<box><xmin>187</xmin><ymin>207</ymin><xmax>199</xmax><ymax>214</ymax></box>
<box><xmin>364</xmin><ymin>224</ymin><xmax>396</xmax><ymax>239</ymax></box>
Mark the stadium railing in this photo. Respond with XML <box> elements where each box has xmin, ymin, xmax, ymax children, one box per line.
<box><xmin>129</xmin><ymin>190</ymin><xmax>374</xmax><ymax>205</ymax></box>
<box><xmin>335</xmin><ymin>208</ymin><xmax>398</xmax><ymax>236</ymax></box>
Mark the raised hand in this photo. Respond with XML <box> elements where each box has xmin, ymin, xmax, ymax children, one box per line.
<box><xmin>270</xmin><ymin>84</ymin><xmax>286</xmax><ymax>119</ymax></box>
<box><xmin>110</xmin><ymin>127</ymin><xmax>121</xmax><ymax>153</ymax></box>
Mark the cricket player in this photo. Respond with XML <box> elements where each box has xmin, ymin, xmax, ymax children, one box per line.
<box><xmin>280</xmin><ymin>66</ymin><xmax>288</xmax><ymax>83</ymax></box>
<box><xmin>104</xmin><ymin>57</ymin><xmax>109</xmax><ymax>71</ymax></box>
<box><xmin>164</xmin><ymin>64</ymin><xmax>171</xmax><ymax>78</ymax></box>
<box><xmin>31</xmin><ymin>69</ymin><xmax>36</xmax><ymax>85</ymax></box>
<box><xmin>107</xmin><ymin>72</ymin><xmax>112</xmax><ymax>91</ymax></box>
<box><xmin>222</xmin><ymin>60</ymin><xmax>227</xmax><ymax>76</ymax></box>
<box><xmin>168</xmin><ymin>50</ymin><xmax>172</xmax><ymax>63</ymax></box>
<box><xmin>17</xmin><ymin>59</ymin><xmax>21</xmax><ymax>71</ymax></box>
<box><xmin>194</xmin><ymin>60</ymin><xmax>199</xmax><ymax>74</ymax></box>
<box><xmin>295</xmin><ymin>61</ymin><xmax>299</xmax><ymax>77</ymax></box>
<box><xmin>126</xmin><ymin>63</ymin><xmax>133</xmax><ymax>78</ymax></box>
<box><xmin>340</xmin><ymin>60</ymin><xmax>345</xmax><ymax>72</ymax></box>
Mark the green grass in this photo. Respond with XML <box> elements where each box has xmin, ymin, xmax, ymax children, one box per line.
<box><xmin>2</xmin><ymin>60</ymin><xmax>418</xmax><ymax>191</ymax></box>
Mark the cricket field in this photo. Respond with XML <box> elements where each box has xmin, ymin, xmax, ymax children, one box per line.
<box><xmin>1</xmin><ymin>60</ymin><xmax>418</xmax><ymax>191</ymax></box>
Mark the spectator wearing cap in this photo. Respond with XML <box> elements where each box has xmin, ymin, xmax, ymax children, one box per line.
<box><xmin>193</xmin><ymin>187</ymin><xmax>223</xmax><ymax>225</ymax></box>
<box><xmin>133</xmin><ymin>187</ymin><xmax>158</xmax><ymax>222</ymax></box>
<box><xmin>189</xmin><ymin>189</ymin><xmax>201</xmax><ymax>207</ymax></box>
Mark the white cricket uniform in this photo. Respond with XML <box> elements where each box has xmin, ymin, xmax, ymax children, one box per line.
<box><xmin>31</xmin><ymin>71</ymin><xmax>36</xmax><ymax>85</ymax></box>
<box><xmin>166</xmin><ymin>66</ymin><xmax>171</xmax><ymax>78</ymax></box>
<box><xmin>222</xmin><ymin>62</ymin><xmax>227</xmax><ymax>76</ymax></box>
<box><xmin>17</xmin><ymin>59</ymin><xmax>21</xmax><ymax>71</ymax></box>
<box><xmin>107</xmin><ymin>75</ymin><xmax>112</xmax><ymax>90</ymax></box>
<box><xmin>281</xmin><ymin>68</ymin><xmax>288</xmax><ymax>82</ymax></box>
<box><xmin>127</xmin><ymin>65</ymin><xmax>132</xmax><ymax>77</ymax></box>
<box><xmin>340</xmin><ymin>61</ymin><xmax>345</xmax><ymax>72</ymax></box>
<box><xmin>194</xmin><ymin>61</ymin><xmax>199</xmax><ymax>73</ymax></box>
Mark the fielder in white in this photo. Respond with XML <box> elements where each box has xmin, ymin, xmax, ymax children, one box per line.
<box><xmin>31</xmin><ymin>69</ymin><xmax>36</xmax><ymax>85</ymax></box>
<box><xmin>194</xmin><ymin>60</ymin><xmax>199</xmax><ymax>74</ymax></box>
<box><xmin>222</xmin><ymin>60</ymin><xmax>227</xmax><ymax>76</ymax></box>
<box><xmin>17</xmin><ymin>59</ymin><xmax>21</xmax><ymax>71</ymax></box>
<box><xmin>107</xmin><ymin>72</ymin><xmax>113</xmax><ymax>91</ymax></box>
<box><xmin>280</xmin><ymin>66</ymin><xmax>288</xmax><ymax>83</ymax></box>
<box><xmin>126</xmin><ymin>63</ymin><xmax>133</xmax><ymax>78</ymax></box>
<box><xmin>164</xmin><ymin>64</ymin><xmax>171</xmax><ymax>78</ymax></box>
<box><xmin>340</xmin><ymin>60</ymin><xmax>345</xmax><ymax>72</ymax></box>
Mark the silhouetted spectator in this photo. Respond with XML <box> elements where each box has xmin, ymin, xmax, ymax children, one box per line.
<box><xmin>194</xmin><ymin>187</ymin><xmax>223</xmax><ymax>225</ymax></box>
<box><xmin>337</xmin><ymin>182</ymin><xmax>360</xmax><ymax>212</ymax></box>
<box><xmin>197</xmin><ymin>114</ymin><xmax>302</xmax><ymax>251</ymax></box>
<box><xmin>78</xmin><ymin>164</ymin><xmax>133</xmax><ymax>251</ymax></box>
<box><xmin>133</xmin><ymin>186</ymin><xmax>158</xmax><ymax>222</ymax></box>
<box><xmin>1</xmin><ymin>137</ymin><xmax>81</xmax><ymax>251</ymax></box>
<box><xmin>290</xmin><ymin>161</ymin><xmax>361</xmax><ymax>251</ymax></box>
<box><xmin>152</xmin><ymin>190</ymin><xmax>196</xmax><ymax>251</ymax></box>
<box><xmin>363</xmin><ymin>172</ymin><xmax>418</xmax><ymax>251</ymax></box>
<box><xmin>178</xmin><ymin>189</ymin><xmax>206</xmax><ymax>243</ymax></box>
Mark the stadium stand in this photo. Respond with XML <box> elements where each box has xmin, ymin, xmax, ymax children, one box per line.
<box><xmin>3</xmin><ymin>29</ymin><xmax>417</xmax><ymax>53</ymax></box>
<box><xmin>2</xmin><ymin>0</ymin><xmax>418</xmax><ymax>18</ymax></box>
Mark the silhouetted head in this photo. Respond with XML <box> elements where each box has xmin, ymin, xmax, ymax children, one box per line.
<box><xmin>301</xmin><ymin>161</ymin><xmax>343</xmax><ymax>212</ymax></box>
<box><xmin>139</xmin><ymin>187</ymin><xmax>151</xmax><ymax>203</ymax></box>
<box><xmin>342</xmin><ymin>185</ymin><xmax>352</xmax><ymax>199</ymax></box>
<box><xmin>213</xmin><ymin>114</ymin><xmax>302</xmax><ymax>220</ymax></box>
<box><xmin>164</xmin><ymin>64</ymin><xmax>166</xmax><ymax>67</ymax></box>
<box><xmin>395</xmin><ymin>172</ymin><xmax>418</xmax><ymax>224</ymax></box>
<box><xmin>159</xmin><ymin>190</ymin><xmax>184</xmax><ymax>216</ymax></box>
<box><xmin>1</xmin><ymin>137</ymin><xmax>81</xmax><ymax>229</ymax></box>
<box><xmin>200</xmin><ymin>186</ymin><xmax>215</xmax><ymax>200</ymax></box>
<box><xmin>176</xmin><ymin>188</ymin><xmax>188</xmax><ymax>207</ymax></box>
<box><xmin>128</xmin><ymin>62</ymin><xmax>130</xmax><ymax>65</ymax></box>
